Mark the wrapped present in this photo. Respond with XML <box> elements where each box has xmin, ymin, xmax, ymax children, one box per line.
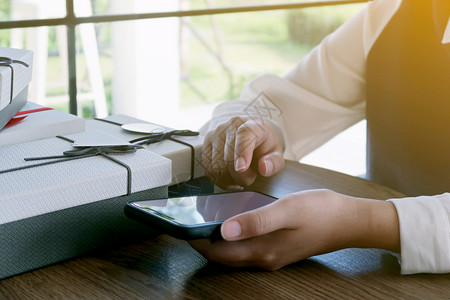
<box><xmin>87</xmin><ymin>115</ymin><xmax>205</xmax><ymax>184</ymax></box>
<box><xmin>0</xmin><ymin>131</ymin><xmax>172</xmax><ymax>279</ymax></box>
<box><xmin>0</xmin><ymin>47</ymin><xmax>32</xmax><ymax>111</ymax></box>
<box><xmin>0</xmin><ymin>85</ymin><xmax>27</xmax><ymax>132</ymax></box>
<box><xmin>0</xmin><ymin>101</ymin><xmax>85</xmax><ymax>147</ymax></box>
<box><xmin>0</xmin><ymin>47</ymin><xmax>33</xmax><ymax>131</ymax></box>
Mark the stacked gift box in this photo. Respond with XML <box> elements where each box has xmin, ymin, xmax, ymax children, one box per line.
<box><xmin>0</xmin><ymin>47</ymin><xmax>209</xmax><ymax>279</ymax></box>
<box><xmin>0</xmin><ymin>47</ymin><xmax>33</xmax><ymax>131</ymax></box>
<box><xmin>0</xmin><ymin>101</ymin><xmax>86</xmax><ymax>146</ymax></box>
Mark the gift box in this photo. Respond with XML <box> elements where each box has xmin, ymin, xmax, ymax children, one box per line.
<box><xmin>0</xmin><ymin>47</ymin><xmax>33</xmax><ymax>131</ymax></box>
<box><xmin>0</xmin><ymin>85</ymin><xmax>27</xmax><ymax>131</ymax></box>
<box><xmin>0</xmin><ymin>47</ymin><xmax>33</xmax><ymax>111</ymax></box>
<box><xmin>0</xmin><ymin>131</ymin><xmax>172</xmax><ymax>279</ymax></box>
<box><xmin>0</xmin><ymin>101</ymin><xmax>85</xmax><ymax>147</ymax></box>
<box><xmin>86</xmin><ymin>115</ymin><xmax>205</xmax><ymax>184</ymax></box>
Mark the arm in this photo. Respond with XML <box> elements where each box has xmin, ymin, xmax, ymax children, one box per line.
<box><xmin>191</xmin><ymin>190</ymin><xmax>450</xmax><ymax>275</ymax></box>
<box><xmin>191</xmin><ymin>191</ymin><xmax>450</xmax><ymax>274</ymax></box>
<box><xmin>197</xmin><ymin>0</ymin><xmax>450</xmax><ymax>275</ymax></box>
<box><xmin>190</xmin><ymin>189</ymin><xmax>400</xmax><ymax>270</ymax></box>
<box><xmin>200</xmin><ymin>8</ymin><xmax>370</xmax><ymax>189</ymax></box>
<box><xmin>201</xmin><ymin>0</ymin><xmax>400</xmax><ymax>188</ymax></box>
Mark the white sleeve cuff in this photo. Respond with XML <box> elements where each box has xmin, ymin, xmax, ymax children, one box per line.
<box><xmin>389</xmin><ymin>193</ymin><xmax>450</xmax><ymax>274</ymax></box>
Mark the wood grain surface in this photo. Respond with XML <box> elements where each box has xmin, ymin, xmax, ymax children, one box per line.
<box><xmin>1</xmin><ymin>160</ymin><xmax>449</xmax><ymax>299</ymax></box>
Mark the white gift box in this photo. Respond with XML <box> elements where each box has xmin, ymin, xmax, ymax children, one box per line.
<box><xmin>87</xmin><ymin>115</ymin><xmax>205</xmax><ymax>184</ymax></box>
<box><xmin>0</xmin><ymin>85</ymin><xmax>28</xmax><ymax>131</ymax></box>
<box><xmin>0</xmin><ymin>131</ymin><xmax>172</xmax><ymax>279</ymax></box>
<box><xmin>0</xmin><ymin>101</ymin><xmax>85</xmax><ymax>147</ymax></box>
<box><xmin>0</xmin><ymin>47</ymin><xmax>33</xmax><ymax>111</ymax></box>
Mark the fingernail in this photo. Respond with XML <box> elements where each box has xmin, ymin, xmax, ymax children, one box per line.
<box><xmin>235</xmin><ymin>157</ymin><xmax>246</xmax><ymax>171</ymax></box>
<box><xmin>222</xmin><ymin>221</ymin><xmax>241</xmax><ymax>239</ymax></box>
<box><xmin>264</xmin><ymin>160</ymin><xmax>273</xmax><ymax>176</ymax></box>
<box><xmin>227</xmin><ymin>185</ymin><xmax>244</xmax><ymax>191</ymax></box>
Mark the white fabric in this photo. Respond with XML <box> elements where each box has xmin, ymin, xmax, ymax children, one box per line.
<box><xmin>442</xmin><ymin>16</ymin><xmax>450</xmax><ymax>44</ymax></box>
<box><xmin>204</xmin><ymin>0</ymin><xmax>450</xmax><ymax>274</ymax></box>
<box><xmin>390</xmin><ymin>194</ymin><xmax>450</xmax><ymax>274</ymax></box>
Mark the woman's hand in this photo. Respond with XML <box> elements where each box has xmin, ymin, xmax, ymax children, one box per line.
<box><xmin>189</xmin><ymin>189</ymin><xmax>400</xmax><ymax>270</ymax></box>
<box><xmin>202</xmin><ymin>116</ymin><xmax>284</xmax><ymax>190</ymax></box>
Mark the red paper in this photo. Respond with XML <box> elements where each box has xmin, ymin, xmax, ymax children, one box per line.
<box><xmin>4</xmin><ymin>107</ymin><xmax>53</xmax><ymax>128</ymax></box>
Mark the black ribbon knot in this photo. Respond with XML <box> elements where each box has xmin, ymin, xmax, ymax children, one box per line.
<box><xmin>129</xmin><ymin>129</ymin><xmax>199</xmax><ymax>145</ymax></box>
<box><xmin>129</xmin><ymin>130</ymin><xmax>199</xmax><ymax>180</ymax></box>
<box><xmin>93</xmin><ymin>118</ymin><xmax>201</xmax><ymax>181</ymax></box>
<box><xmin>24</xmin><ymin>144</ymin><xmax>143</xmax><ymax>160</ymax></box>
<box><xmin>0</xmin><ymin>57</ymin><xmax>30</xmax><ymax>103</ymax></box>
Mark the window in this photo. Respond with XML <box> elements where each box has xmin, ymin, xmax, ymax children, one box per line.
<box><xmin>0</xmin><ymin>0</ymin><xmax>367</xmax><ymax>175</ymax></box>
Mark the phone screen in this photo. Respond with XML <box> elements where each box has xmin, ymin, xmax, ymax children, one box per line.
<box><xmin>130</xmin><ymin>191</ymin><xmax>277</xmax><ymax>226</ymax></box>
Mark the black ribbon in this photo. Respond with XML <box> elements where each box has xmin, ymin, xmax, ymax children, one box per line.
<box><xmin>129</xmin><ymin>130</ymin><xmax>199</xmax><ymax>144</ymax></box>
<box><xmin>0</xmin><ymin>57</ymin><xmax>29</xmax><ymax>104</ymax></box>
<box><xmin>0</xmin><ymin>135</ymin><xmax>143</xmax><ymax>195</ymax></box>
<box><xmin>94</xmin><ymin>118</ymin><xmax>199</xmax><ymax>180</ymax></box>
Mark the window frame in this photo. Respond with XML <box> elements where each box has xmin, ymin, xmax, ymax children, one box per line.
<box><xmin>0</xmin><ymin>0</ymin><xmax>366</xmax><ymax>115</ymax></box>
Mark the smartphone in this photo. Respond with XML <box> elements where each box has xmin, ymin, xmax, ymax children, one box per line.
<box><xmin>124</xmin><ymin>191</ymin><xmax>277</xmax><ymax>240</ymax></box>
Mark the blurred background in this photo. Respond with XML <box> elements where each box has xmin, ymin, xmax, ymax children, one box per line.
<box><xmin>0</xmin><ymin>0</ymin><xmax>367</xmax><ymax>176</ymax></box>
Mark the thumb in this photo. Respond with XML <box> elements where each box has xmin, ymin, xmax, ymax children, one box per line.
<box><xmin>220</xmin><ymin>199</ymin><xmax>287</xmax><ymax>241</ymax></box>
<box><xmin>233</xmin><ymin>120</ymin><xmax>273</xmax><ymax>173</ymax></box>
<box><xmin>258</xmin><ymin>151</ymin><xmax>284</xmax><ymax>177</ymax></box>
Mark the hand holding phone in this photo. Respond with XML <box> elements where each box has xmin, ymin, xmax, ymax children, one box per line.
<box><xmin>124</xmin><ymin>191</ymin><xmax>277</xmax><ymax>240</ymax></box>
<box><xmin>189</xmin><ymin>190</ymin><xmax>401</xmax><ymax>271</ymax></box>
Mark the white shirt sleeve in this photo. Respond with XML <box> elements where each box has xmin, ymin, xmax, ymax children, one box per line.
<box><xmin>203</xmin><ymin>0</ymin><xmax>450</xmax><ymax>274</ymax></box>
<box><xmin>203</xmin><ymin>0</ymin><xmax>400</xmax><ymax>160</ymax></box>
<box><xmin>389</xmin><ymin>194</ymin><xmax>450</xmax><ymax>274</ymax></box>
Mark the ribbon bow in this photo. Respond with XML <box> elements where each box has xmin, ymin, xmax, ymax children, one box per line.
<box><xmin>25</xmin><ymin>144</ymin><xmax>143</xmax><ymax>161</ymax></box>
<box><xmin>0</xmin><ymin>57</ymin><xmax>29</xmax><ymax>103</ymax></box>
<box><xmin>92</xmin><ymin>118</ymin><xmax>201</xmax><ymax>181</ymax></box>
<box><xmin>0</xmin><ymin>141</ymin><xmax>144</xmax><ymax>195</ymax></box>
<box><xmin>129</xmin><ymin>129</ymin><xmax>199</xmax><ymax>145</ymax></box>
<box><xmin>129</xmin><ymin>129</ymin><xmax>199</xmax><ymax>180</ymax></box>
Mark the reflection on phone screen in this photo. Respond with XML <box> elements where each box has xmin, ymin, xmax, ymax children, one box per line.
<box><xmin>133</xmin><ymin>192</ymin><xmax>276</xmax><ymax>225</ymax></box>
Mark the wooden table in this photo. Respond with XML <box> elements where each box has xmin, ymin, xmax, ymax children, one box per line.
<box><xmin>1</xmin><ymin>161</ymin><xmax>450</xmax><ymax>299</ymax></box>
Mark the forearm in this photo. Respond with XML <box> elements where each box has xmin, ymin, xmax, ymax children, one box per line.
<box><xmin>351</xmin><ymin>198</ymin><xmax>400</xmax><ymax>252</ymax></box>
<box><xmin>348</xmin><ymin>193</ymin><xmax>450</xmax><ymax>274</ymax></box>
